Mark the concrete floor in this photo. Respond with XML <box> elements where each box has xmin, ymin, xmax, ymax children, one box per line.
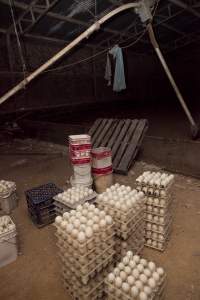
<box><xmin>0</xmin><ymin>140</ymin><xmax>200</xmax><ymax>300</ymax></box>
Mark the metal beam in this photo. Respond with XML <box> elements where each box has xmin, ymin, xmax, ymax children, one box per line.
<box><xmin>163</xmin><ymin>30</ymin><xmax>200</xmax><ymax>52</ymax></box>
<box><xmin>0</xmin><ymin>0</ymin><xmax>131</xmax><ymax>39</ymax></box>
<box><xmin>169</xmin><ymin>0</ymin><xmax>200</xmax><ymax>18</ymax></box>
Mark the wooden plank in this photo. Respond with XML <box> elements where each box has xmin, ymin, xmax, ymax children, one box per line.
<box><xmin>101</xmin><ymin>119</ymin><xmax>119</xmax><ymax>147</ymax></box>
<box><xmin>112</xmin><ymin>119</ymin><xmax>132</xmax><ymax>162</ymax></box>
<box><xmin>94</xmin><ymin>119</ymin><xmax>114</xmax><ymax>148</ymax></box>
<box><xmin>107</xmin><ymin>120</ymin><xmax>125</xmax><ymax>150</ymax></box>
<box><xmin>92</xmin><ymin>119</ymin><xmax>107</xmax><ymax>145</ymax></box>
<box><xmin>117</xmin><ymin>119</ymin><xmax>148</xmax><ymax>174</ymax></box>
<box><xmin>88</xmin><ymin>118</ymin><xmax>102</xmax><ymax>136</ymax></box>
<box><xmin>113</xmin><ymin>119</ymin><xmax>138</xmax><ymax>169</ymax></box>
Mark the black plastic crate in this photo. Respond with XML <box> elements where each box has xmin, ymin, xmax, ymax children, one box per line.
<box><xmin>25</xmin><ymin>183</ymin><xmax>62</xmax><ymax>227</ymax></box>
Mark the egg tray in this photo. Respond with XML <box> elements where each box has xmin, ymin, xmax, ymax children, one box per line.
<box><xmin>57</xmin><ymin>238</ymin><xmax>115</xmax><ymax>271</ymax></box>
<box><xmin>59</xmin><ymin>243</ymin><xmax>115</xmax><ymax>276</ymax></box>
<box><xmin>145</xmin><ymin>194</ymin><xmax>173</xmax><ymax>208</ymax></box>
<box><xmin>105</xmin><ymin>274</ymin><xmax>166</xmax><ymax>300</ymax></box>
<box><xmin>115</xmin><ymin>208</ymin><xmax>145</xmax><ymax>227</ymax></box>
<box><xmin>54</xmin><ymin>223</ymin><xmax>114</xmax><ymax>250</ymax></box>
<box><xmin>53</xmin><ymin>191</ymin><xmax>97</xmax><ymax>209</ymax></box>
<box><xmin>97</xmin><ymin>200</ymin><xmax>145</xmax><ymax>222</ymax></box>
<box><xmin>144</xmin><ymin>213</ymin><xmax>172</xmax><ymax>227</ymax></box>
<box><xmin>0</xmin><ymin>181</ymin><xmax>16</xmax><ymax>198</ymax></box>
<box><xmin>114</xmin><ymin>242</ymin><xmax>145</xmax><ymax>262</ymax></box>
<box><xmin>115</xmin><ymin>218</ymin><xmax>145</xmax><ymax>240</ymax></box>
<box><xmin>145</xmin><ymin>218</ymin><xmax>172</xmax><ymax>236</ymax></box>
<box><xmin>144</xmin><ymin>206</ymin><xmax>172</xmax><ymax>219</ymax></box>
<box><xmin>136</xmin><ymin>177</ymin><xmax>174</xmax><ymax>190</ymax></box>
<box><xmin>61</xmin><ymin>250</ymin><xmax>115</xmax><ymax>284</ymax></box>
<box><xmin>138</xmin><ymin>186</ymin><xmax>173</xmax><ymax>199</ymax></box>
<box><xmin>63</xmin><ymin>277</ymin><xmax>105</xmax><ymax>300</ymax></box>
<box><xmin>145</xmin><ymin>226</ymin><xmax>172</xmax><ymax>252</ymax></box>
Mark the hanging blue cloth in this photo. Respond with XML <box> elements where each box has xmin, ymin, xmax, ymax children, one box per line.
<box><xmin>109</xmin><ymin>45</ymin><xmax>126</xmax><ymax>92</ymax></box>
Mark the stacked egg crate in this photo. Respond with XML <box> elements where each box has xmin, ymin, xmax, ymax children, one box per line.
<box><xmin>105</xmin><ymin>252</ymin><xmax>166</xmax><ymax>300</ymax></box>
<box><xmin>54</xmin><ymin>203</ymin><xmax>115</xmax><ymax>300</ymax></box>
<box><xmin>136</xmin><ymin>171</ymin><xmax>174</xmax><ymax>251</ymax></box>
<box><xmin>53</xmin><ymin>186</ymin><xmax>95</xmax><ymax>216</ymax></box>
<box><xmin>96</xmin><ymin>184</ymin><xmax>146</xmax><ymax>261</ymax></box>
<box><xmin>25</xmin><ymin>183</ymin><xmax>63</xmax><ymax>228</ymax></box>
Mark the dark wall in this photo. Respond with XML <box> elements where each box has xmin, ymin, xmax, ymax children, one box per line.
<box><xmin>0</xmin><ymin>35</ymin><xmax>199</xmax><ymax>114</ymax></box>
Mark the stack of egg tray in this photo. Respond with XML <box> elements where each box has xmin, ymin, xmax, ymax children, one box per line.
<box><xmin>54</xmin><ymin>209</ymin><xmax>116</xmax><ymax>300</ymax></box>
<box><xmin>97</xmin><ymin>186</ymin><xmax>145</xmax><ymax>260</ymax></box>
<box><xmin>136</xmin><ymin>175</ymin><xmax>173</xmax><ymax>252</ymax></box>
<box><xmin>105</xmin><ymin>253</ymin><xmax>167</xmax><ymax>300</ymax></box>
<box><xmin>54</xmin><ymin>200</ymin><xmax>70</xmax><ymax>216</ymax></box>
<box><xmin>25</xmin><ymin>183</ymin><xmax>63</xmax><ymax>228</ymax></box>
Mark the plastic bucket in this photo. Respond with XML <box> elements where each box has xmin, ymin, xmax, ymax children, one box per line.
<box><xmin>73</xmin><ymin>164</ymin><xmax>92</xmax><ymax>183</ymax></box>
<box><xmin>93</xmin><ymin>173</ymin><xmax>114</xmax><ymax>194</ymax></box>
<box><xmin>91</xmin><ymin>147</ymin><xmax>112</xmax><ymax>176</ymax></box>
<box><xmin>70</xmin><ymin>176</ymin><xmax>93</xmax><ymax>189</ymax></box>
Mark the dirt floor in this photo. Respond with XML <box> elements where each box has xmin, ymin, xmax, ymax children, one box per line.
<box><xmin>0</xmin><ymin>139</ymin><xmax>200</xmax><ymax>300</ymax></box>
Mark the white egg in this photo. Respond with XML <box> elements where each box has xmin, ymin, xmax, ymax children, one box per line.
<box><xmin>108</xmin><ymin>273</ymin><xmax>115</xmax><ymax>283</ymax></box>
<box><xmin>131</xmin><ymin>286</ymin><xmax>139</xmax><ymax>297</ymax></box>
<box><xmin>159</xmin><ymin>217</ymin><xmax>164</xmax><ymax>224</ymax></box>
<box><xmin>132</xmin><ymin>269</ymin><xmax>140</xmax><ymax>279</ymax></box>
<box><xmin>152</xmin><ymin>232</ymin><xmax>158</xmax><ymax>240</ymax></box>
<box><xmin>82</xmin><ymin>209</ymin><xmax>88</xmax><ymax>217</ymax></box>
<box><xmin>122</xmin><ymin>282</ymin><xmax>130</xmax><ymax>293</ymax></box>
<box><xmin>146</xmin><ymin>223</ymin><xmax>152</xmax><ymax>230</ymax></box>
<box><xmin>152</xmin><ymin>224</ymin><xmax>158</xmax><ymax>231</ymax></box>
<box><xmin>73</xmin><ymin>219</ymin><xmax>81</xmax><ymax>229</ymax></box>
<box><xmin>99</xmin><ymin>219</ymin><xmax>106</xmax><ymax>228</ymax></box>
<box><xmin>140</xmin><ymin>274</ymin><xmax>148</xmax><ymax>284</ymax></box>
<box><xmin>147</xmin><ymin>214</ymin><xmax>153</xmax><ymax>221</ymax></box>
<box><xmin>129</xmin><ymin>260</ymin><xmax>136</xmax><ymax>269</ymax></box>
<box><xmin>159</xmin><ymin>209</ymin><xmax>165</xmax><ymax>216</ymax></box>
<box><xmin>93</xmin><ymin>215</ymin><xmax>99</xmax><ymax>224</ymax></box>
<box><xmin>92</xmin><ymin>224</ymin><xmax>99</xmax><ymax>232</ymax></box>
<box><xmin>88</xmin><ymin>204</ymin><xmax>95</xmax><ymax>211</ymax></box>
<box><xmin>143</xmin><ymin>286</ymin><xmax>152</xmax><ymax>296</ymax></box>
<box><xmin>127</xmin><ymin>275</ymin><xmax>135</xmax><ymax>286</ymax></box>
<box><xmin>139</xmin><ymin>291</ymin><xmax>148</xmax><ymax>300</ymax></box>
<box><xmin>71</xmin><ymin>228</ymin><xmax>78</xmax><ymax>238</ymax></box>
<box><xmin>122</xmin><ymin>257</ymin><xmax>129</xmax><ymax>266</ymax></box>
<box><xmin>124</xmin><ymin>266</ymin><xmax>132</xmax><ymax>275</ymax></box>
<box><xmin>118</xmin><ymin>263</ymin><xmax>125</xmax><ymax>271</ymax></box>
<box><xmin>135</xmin><ymin>280</ymin><xmax>143</xmax><ymax>291</ymax></box>
<box><xmin>87</xmin><ymin>220</ymin><xmax>93</xmax><ymax>227</ymax></box>
<box><xmin>80</xmin><ymin>216</ymin><xmax>87</xmax><ymax>224</ymax></box>
<box><xmin>55</xmin><ymin>216</ymin><xmax>62</xmax><ymax>225</ymax></box>
<box><xmin>76</xmin><ymin>205</ymin><xmax>83</xmax><ymax>212</ymax></box>
<box><xmin>120</xmin><ymin>271</ymin><xmax>127</xmax><ymax>281</ymax></box>
<box><xmin>148</xmin><ymin>278</ymin><xmax>156</xmax><ymax>289</ymax></box>
<box><xmin>154</xmin><ymin>198</ymin><xmax>159</xmax><ymax>205</ymax></box>
<box><xmin>66</xmin><ymin>223</ymin><xmax>73</xmax><ymax>233</ymax></box>
<box><xmin>152</xmin><ymin>272</ymin><xmax>160</xmax><ymax>282</ymax></box>
<box><xmin>60</xmin><ymin>221</ymin><xmax>67</xmax><ymax>229</ymax></box>
<box><xmin>144</xmin><ymin>268</ymin><xmax>151</xmax><ymax>278</ymax></box>
<box><xmin>126</xmin><ymin>251</ymin><xmax>133</xmax><ymax>259</ymax></box>
<box><xmin>115</xmin><ymin>277</ymin><xmax>122</xmax><ymax>288</ymax></box>
<box><xmin>113</xmin><ymin>268</ymin><xmax>120</xmax><ymax>276</ymax></box>
<box><xmin>133</xmin><ymin>255</ymin><xmax>140</xmax><ymax>263</ymax></box>
<box><xmin>77</xmin><ymin>232</ymin><xmax>86</xmax><ymax>243</ymax></box>
<box><xmin>62</xmin><ymin>212</ymin><xmax>69</xmax><ymax>220</ymax></box>
<box><xmin>105</xmin><ymin>215</ymin><xmax>112</xmax><ymax>225</ymax></box>
<box><xmin>137</xmin><ymin>264</ymin><xmax>144</xmax><ymax>273</ymax></box>
<box><xmin>85</xmin><ymin>227</ymin><xmax>93</xmax><ymax>238</ymax></box>
<box><xmin>152</xmin><ymin>240</ymin><xmax>157</xmax><ymax>248</ymax></box>
<box><xmin>156</xmin><ymin>267</ymin><xmax>164</xmax><ymax>276</ymax></box>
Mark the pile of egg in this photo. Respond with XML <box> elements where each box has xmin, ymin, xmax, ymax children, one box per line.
<box><xmin>55</xmin><ymin>203</ymin><xmax>115</xmax><ymax>284</ymax></box>
<box><xmin>136</xmin><ymin>171</ymin><xmax>174</xmax><ymax>189</ymax></box>
<box><xmin>0</xmin><ymin>216</ymin><xmax>16</xmax><ymax>234</ymax></box>
<box><xmin>0</xmin><ymin>180</ymin><xmax>16</xmax><ymax>197</ymax></box>
<box><xmin>56</xmin><ymin>186</ymin><xmax>93</xmax><ymax>207</ymax></box>
<box><xmin>106</xmin><ymin>252</ymin><xmax>166</xmax><ymax>300</ymax></box>
<box><xmin>97</xmin><ymin>184</ymin><xmax>145</xmax><ymax>237</ymax></box>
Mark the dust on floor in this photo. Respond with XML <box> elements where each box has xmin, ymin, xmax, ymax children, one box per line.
<box><xmin>0</xmin><ymin>140</ymin><xmax>200</xmax><ymax>300</ymax></box>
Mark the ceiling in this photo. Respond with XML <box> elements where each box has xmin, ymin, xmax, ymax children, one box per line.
<box><xmin>0</xmin><ymin>0</ymin><xmax>200</xmax><ymax>54</ymax></box>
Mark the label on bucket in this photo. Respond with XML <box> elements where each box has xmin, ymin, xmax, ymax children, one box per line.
<box><xmin>71</xmin><ymin>158</ymin><xmax>91</xmax><ymax>165</ymax></box>
<box><xmin>92</xmin><ymin>166</ymin><xmax>113</xmax><ymax>176</ymax></box>
<box><xmin>91</xmin><ymin>149</ymin><xmax>111</xmax><ymax>160</ymax></box>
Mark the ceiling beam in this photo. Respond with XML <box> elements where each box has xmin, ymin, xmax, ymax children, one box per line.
<box><xmin>0</xmin><ymin>0</ymin><xmax>130</xmax><ymax>39</ymax></box>
<box><xmin>168</xmin><ymin>0</ymin><xmax>200</xmax><ymax>18</ymax></box>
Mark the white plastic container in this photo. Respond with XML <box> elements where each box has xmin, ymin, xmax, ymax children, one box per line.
<box><xmin>70</xmin><ymin>176</ymin><xmax>93</xmax><ymax>189</ymax></box>
<box><xmin>0</xmin><ymin>216</ymin><xmax>18</xmax><ymax>268</ymax></box>
<box><xmin>0</xmin><ymin>192</ymin><xmax>18</xmax><ymax>215</ymax></box>
<box><xmin>73</xmin><ymin>164</ymin><xmax>92</xmax><ymax>183</ymax></box>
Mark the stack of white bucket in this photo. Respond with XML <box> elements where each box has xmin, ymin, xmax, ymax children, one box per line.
<box><xmin>54</xmin><ymin>203</ymin><xmax>115</xmax><ymax>300</ymax></box>
<box><xmin>136</xmin><ymin>171</ymin><xmax>174</xmax><ymax>252</ymax></box>
<box><xmin>0</xmin><ymin>215</ymin><xmax>18</xmax><ymax>268</ymax></box>
<box><xmin>96</xmin><ymin>184</ymin><xmax>146</xmax><ymax>261</ymax></box>
<box><xmin>69</xmin><ymin>135</ymin><xmax>92</xmax><ymax>188</ymax></box>
<box><xmin>91</xmin><ymin>147</ymin><xmax>113</xmax><ymax>193</ymax></box>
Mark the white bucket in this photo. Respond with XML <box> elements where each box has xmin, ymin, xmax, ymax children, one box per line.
<box><xmin>70</xmin><ymin>176</ymin><xmax>93</xmax><ymax>189</ymax></box>
<box><xmin>91</xmin><ymin>147</ymin><xmax>112</xmax><ymax>176</ymax></box>
<box><xmin>73</xmin><ymin>163</ymin><xmax>92</xmax><ymax>183</ymax></box>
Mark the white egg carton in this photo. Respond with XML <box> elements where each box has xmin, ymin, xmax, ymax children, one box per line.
<box><xmin>61</xmin><ymin>250</ymin><xmax>115</xmax><ymax>284</ymax></box>
<box><xmin>53</xmin><ymin>191</ymin><xmax>97</xmax><ymax>209</ymax></box>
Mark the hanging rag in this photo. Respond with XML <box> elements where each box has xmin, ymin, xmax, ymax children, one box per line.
<box><xmin>104</xmin><ymin>53</ymin><xmax>112</xmax><ymax>86</ymax></box>
<box><xmin>107</xmin><ymin>45</ymin><xmax>126</xmax><ymax>92</ymax></box>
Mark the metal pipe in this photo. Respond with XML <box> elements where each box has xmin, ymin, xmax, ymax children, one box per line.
<box><xmin>0</xmin><ymin>3</ymin><xmax>140</xmax><ymax>106</ymax></box>
<box><xmin>147</xmin><ymin>24</ymin><xmax>199</xmax><ymax>138</ymax></box>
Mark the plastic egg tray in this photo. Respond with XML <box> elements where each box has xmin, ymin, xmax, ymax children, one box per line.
<box><xmin>105</xmin><ymin>253</ymin><xmax>167</xmax><ymax>300</ymax></box>
<box><xmin>115</xmin><ymin>216</ymin><xmax>145</xmax><ymax>240</ymax></box>
<box><xmin>145</xmin><ymin>195</ymin><xmax>173</xmax><ymax>209</ymax></box>
<box><xmin>136</xmin><ymin>171</ymin><xmax>174</xmax><ymax>189</ymax></box>
<box><xmin>53</xmin><ymin>188</ymin><xmax>96</xmax><ymax>209</ymax></box>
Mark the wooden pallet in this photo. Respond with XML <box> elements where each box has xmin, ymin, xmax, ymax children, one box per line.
<box><xmin>89</xmin><ymin>118</ymin><xmax>148</xmax><ymax>175</ymax></box>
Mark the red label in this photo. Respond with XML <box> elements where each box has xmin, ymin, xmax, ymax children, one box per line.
<box><xmin>70</xmin><ymin>144</ymin><xmax>92</xmax><ymax>151</ymax></box>
<box><xmin>71</xmin><ymin>158</ymin><xmax>91</xmax><ymax>165</ymax></box>
<box><xmin>91</xmin><ymin>150</ymin><xmax>111</xmax><ymax>159</ymax></box>
<box><xmin>92</xmin><ymin>166</ymin><xmax>113</xmax><ymax>175</ymax></box>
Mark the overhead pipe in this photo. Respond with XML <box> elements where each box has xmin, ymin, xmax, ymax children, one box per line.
<box><xmin>0</xmin><ymin>3</ymin><xmax>140</xmax><ymax>106</ymax></box>
<box><xmin>147</xmin><ymin>24</ymin><xmax>199</xmax><ymax>139</ymax></box>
